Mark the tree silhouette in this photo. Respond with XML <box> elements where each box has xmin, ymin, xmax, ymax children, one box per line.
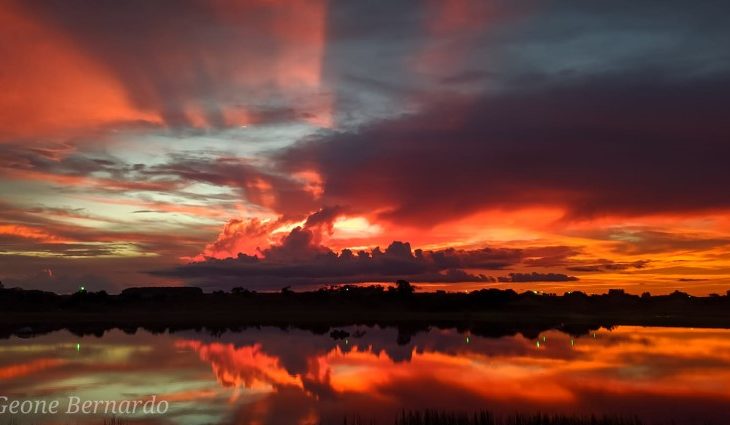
<box><xmin>395</xmin><ymin>280</ymin><xmax>415</xmax><ymax>296</ymax></box>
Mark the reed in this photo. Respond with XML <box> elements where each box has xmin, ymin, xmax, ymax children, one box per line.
<box><xmin>332</xmin><ymin>410</ymin><xmax>655</xmax><ymax>425</ymax></box>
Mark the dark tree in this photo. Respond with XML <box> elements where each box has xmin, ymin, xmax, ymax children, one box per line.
<box><xmin>395</xmin><ymin>280</ymin><xmax>415</xmax><ymax>296</ymax></box>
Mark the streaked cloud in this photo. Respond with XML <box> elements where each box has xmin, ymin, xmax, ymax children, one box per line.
<box><xmin>1</xmin><ymin>0</ymin><xmax>730</xmax><ymax>293</ymax></box>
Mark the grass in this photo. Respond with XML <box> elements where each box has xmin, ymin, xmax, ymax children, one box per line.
<box><xmin>2</xmin><ymin>410</ymin><xmax>708</xmax><ymax>425</ymax></box>
<box><xmin>333</xmin><ymin>411</ymin><xmax>663</xmax><ymax>425</ymax></box>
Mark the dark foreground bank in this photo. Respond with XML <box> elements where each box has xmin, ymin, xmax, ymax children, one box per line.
<box><xmin>91</xmin><ymin>411</ymin><xmax>696</xmax><ymax>425</ymax></box>
<box><xmin>351</xmin><ymin>410</ymin><xmax>653</xmax><ymax>425</ymax></box>
<box><xmin>1</xmin><ymin>283</ymin><xmax>730</xmax><ymax>338</ymax></box>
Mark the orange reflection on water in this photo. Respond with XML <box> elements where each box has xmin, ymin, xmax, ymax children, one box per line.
<box><xmin>0</xmin><ymin>358</ymin><xmax>67</xmax><ymax>380</ymax></box>
<box><xmin>2</xmin><ymin>327</ymin><xmax>730</xmax><ymax>425</ymax></box>
<box><xmin>320</xmin><ymin>348</ymin><xmax>575</xmax><ymax>404</ymax></box>
<box><xmin>177</xmin><ymin>326</ymin><xmax>730</xmax><ymax>423</ymax></box>
<box><xmin>563</xmin><ymin>328</ymin><xmax>730</xmax><ymax>399</ymax></box>
<box><xmin>175</xmin><ymin>341</ymin><xmax>302</xmax><ymax>393</ymax></box>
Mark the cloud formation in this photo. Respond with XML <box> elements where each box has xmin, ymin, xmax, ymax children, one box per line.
<box><xmin>2</xmin><ymin>0</ymin><xmax>730</xmax><ymax>293</ymax></box>
<box><xmin>155</xmin><ymin>212</ymin><xmax>582</xmax><ymax>289</ymax></box>
<box><xmin>11</xmin><ymin>0</ymin><xmax>331</xmax><ymax>130</ymax></box>
<box><xmin>156</xmin><ymin>228</ymin><xmax>493</xmax><ymax>288</ymax></box>
<box><xmin>498</xmin><ymin>273</ymin><xmax>578</xmax><ymax>283</ymax></box>
<box><xmin>278</xmin><ymin>71</ymin><xmax>730</xmax><ymax>225</ymax></box>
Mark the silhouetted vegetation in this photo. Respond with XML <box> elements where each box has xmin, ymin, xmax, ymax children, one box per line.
<box><xmin>394</xmin><ymin>411</ymin><xmax>645</xmax><ymax>425</ymax></box>
<box><xmin>0</xmin><ymin>412</ymin><xmax>688</xmax><ymax>425</ymax></box>
<box><xmin>327</xmin><ymin>410</ymin><xmax>673</xmax><ymax>425</ymax></box>
<box><xmin>1</xmin><ymin>283</ymin><xmax>729</xmax><ymax>339</ymax></box>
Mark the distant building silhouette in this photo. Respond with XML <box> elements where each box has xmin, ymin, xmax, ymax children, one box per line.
<box><xmin>121</xmin><ymin>286</ymin><xmax>202</xmax><ymax>300</ymax></box>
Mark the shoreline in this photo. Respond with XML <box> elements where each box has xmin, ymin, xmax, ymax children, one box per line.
<box><xmin>3</xmin><ymin>309</ymin><xmax>730</xmax><ymax>341</ymax></box>
<box><xmin>3</xmin><ymin>286</ymin><xmax>730</xmax><ymax>338</ymax></box>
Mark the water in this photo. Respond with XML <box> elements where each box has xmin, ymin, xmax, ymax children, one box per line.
<box><xmin>1</xmin><ymin>326</ymin><xmax>728</xmax><ymax>424</ymax></box>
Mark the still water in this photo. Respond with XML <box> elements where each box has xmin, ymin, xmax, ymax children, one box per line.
<box><xmin>1</xmin><ymin>326</ymin><xmax>728</xmax><ymax>425</ymax></box>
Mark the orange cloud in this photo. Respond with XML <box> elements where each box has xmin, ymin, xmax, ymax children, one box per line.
<box><xmin>213</xmin><ymin>0</ymin><xmax>331</xmax><ymax>127</ymax></box>
<box><xmin>0</xmin><ymin>224</ymin><xmax>66</xmax><ymax>243</ymax></box>
<box><xmin>0</xmin><ymin>3</ymin><xmax>158</xmax><ymax>141</ymax></box>
<box><xmin>193</xmin><ymin>217</ymin><xmax>282</xmax><ymax>260</ymax></box>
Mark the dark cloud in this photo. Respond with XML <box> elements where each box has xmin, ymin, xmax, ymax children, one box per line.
<box><xmin>145</xmin><ymin>154</ymin><xmax>320</xmax><ymax>218</ymax></box>
<box><xmin>521</xmin><ymin>246</ymin><xmax>583</xmax><ymax>267</ymax></box>
<box><xmin>278</xmin><ymin>71</ymin><xmax>730</xmax><ymax>225</ymax></box>
<box><xmin>0</xmin><ymin>200</ymin><xmax>212</xmax><ymax>252</ymax></box>
<box><xmin>154</xmin><ymin>227</ymin><xmax>495</xmax><ymax>288</ymax></box>
<box><xmin>0</xmin><ymin>253</ymin><xmax>181</xmax><ymax>294</ymax></box>
<box><xmin>0</xmin><ymin>145</ymin><xmax>182</xmax><ymax>193</ymax></box>
<box><xmin>0</xmin><ymin>146</ymin><xmax>316</xmax><ymax>216</ymax></box>
<box><xmin>304</xmin><ymin>205</ymin><xmax>345</xmax><ymax>230</ymax></box>
<box><xmin>153</xmin><ymin>223</ymin><xmax>581</xmax><ymax>289</ymax></box>
<box><xmin>0</xmin><ymin>240</ymin><xmax>132</xmax><ymax>258</ymax></box>
<box><xmin>498</xmin><ymin>272</ymin><xmax>578</xmax><ymax>283</ymax></box>
<box><xmin>567</xmin><ymin>260</ymin><xmax>650</xmax><ymax>273</ymax></box>
<box><xmin>608</xmin><ymin>230</ymin><xmax>730</xmax><ymax>255</ymax></box>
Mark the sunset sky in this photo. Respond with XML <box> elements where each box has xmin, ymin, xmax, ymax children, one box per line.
<box><xmin>1</xmin><ymin>0</ymin><xmax>730</xmax><ymax>294</ymax></box>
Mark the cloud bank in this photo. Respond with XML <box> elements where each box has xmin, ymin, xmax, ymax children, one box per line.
<box><xmin>154</xmin><ymin>214</ymin><xmax>580</xmax><ymax>289</ymax></box>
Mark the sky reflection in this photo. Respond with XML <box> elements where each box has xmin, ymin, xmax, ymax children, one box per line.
<box><xmin>0</xmin><ymin>326</ymin><xmax>728</xmax><ymax>424</ymax></box>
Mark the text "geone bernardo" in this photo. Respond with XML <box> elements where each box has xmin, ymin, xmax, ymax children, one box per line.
<box><xmin>0</xmin><ymin>396</ymin><xmax>169</xmax><ymax>415</ymax></box>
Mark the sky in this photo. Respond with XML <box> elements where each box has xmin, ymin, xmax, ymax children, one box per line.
<box><xmin>1</xmin><ymin>0</ymin><xmax>730</xmax><ymax>294</ymax></box>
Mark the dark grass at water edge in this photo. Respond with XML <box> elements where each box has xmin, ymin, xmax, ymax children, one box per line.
<box><xmin>1</xmin><ymin>412</ymin><xmax>713</xmax><ymax>425</ymax></box>
<box><xmin>327</xmin><ymin>410</ymin><xmax>708</xmax><ymax>425</ymax></box>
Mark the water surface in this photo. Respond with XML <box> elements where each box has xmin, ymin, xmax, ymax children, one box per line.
<box><xmin>1</xmin><ymin>326</ymin><xmax>728</xmax><ymax>424</ymax></box>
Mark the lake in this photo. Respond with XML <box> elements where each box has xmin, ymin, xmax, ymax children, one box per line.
<box><xmin>1</xmin><ymin>326</ymin><xmax>728</xmax><ymax>424</ymax></box>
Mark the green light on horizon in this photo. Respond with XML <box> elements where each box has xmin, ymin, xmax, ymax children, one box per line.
<box><xmin>76</xmin><ymin>343</ymin><xmax>80</xmax><ymax>352</ymax></box>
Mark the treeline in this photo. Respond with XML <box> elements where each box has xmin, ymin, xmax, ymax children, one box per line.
<box><xmin>1</xmin><ymin>281</ymin><xmax>729</xmax><ymax>337</ymax></box>
<box><xmin>1</xmin><ymin>280</ymin><xmax>728</xmax><ymax>313</ymax></box>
